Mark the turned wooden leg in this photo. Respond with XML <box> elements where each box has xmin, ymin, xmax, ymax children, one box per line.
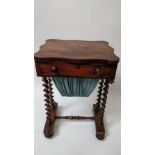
<box><xmin>95</xmin><ymin>79</ymin><xmax>104</xmax><ymax>111</ymax></box>
<box><xmin>101</xmin><ymin>79</ymin><xmax>110</xmax><ymax>116</ymax></box>
<box><xmin>94</xmin><ymin>79</ymin><xmax>110</xmax><ymax>140</ymax></box>
<box><xmin>42</xmin><ymin>77</ymin><xmax>57</xmax><ymax>138</ymax></box>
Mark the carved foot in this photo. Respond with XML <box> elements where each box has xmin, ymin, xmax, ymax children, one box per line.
<box><xmin>93</xmin><ymin>104</ymin><xmax>105</xmax><ymax>140</ymax></box>
<box><xmin>43</xmin><ymin>102</ymin><xmax>58</xmax><ymax>138</ymax></box>
<box><xmin>44</xmin><ymin>120</ymin><xmax>54</xmax><ymax>138</ymax></box>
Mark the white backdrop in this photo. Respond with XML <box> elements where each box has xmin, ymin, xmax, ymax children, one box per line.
<box><xmin>34</xmin><ymin>0</ymin><xmax>121</xmax><ymax>155</ymax></box>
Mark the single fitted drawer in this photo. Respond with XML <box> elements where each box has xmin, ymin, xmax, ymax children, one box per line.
<box><xmin>35</xmin><ymin>61</ymin><xmax>117</xmax><ymax>79</ymax></box>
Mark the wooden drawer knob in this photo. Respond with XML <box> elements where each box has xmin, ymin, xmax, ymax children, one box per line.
<box><xmin>51</xmin><ymin>66</ymin><xmax>58</xmax><ymax>75</ymax></box>
<box><xmin>95</xmin><ymin>68</ymin><xmax>101</xmax><ymax>76</ymax></box>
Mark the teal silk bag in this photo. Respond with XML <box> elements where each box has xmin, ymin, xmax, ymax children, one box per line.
<box><xmin>53</xmin><ymin>77</ymin><xmax>99</xmax><ymax>97</ymax></box>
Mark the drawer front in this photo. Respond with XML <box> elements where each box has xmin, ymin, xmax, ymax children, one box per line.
<box><xmin>35</xmin><ymin>61</ymin><xmax>117</xmax><ymax>79</ymax></box>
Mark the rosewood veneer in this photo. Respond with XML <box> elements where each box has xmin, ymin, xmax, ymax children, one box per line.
<box><xmin>34</xmin><ymin>39</ymin><xmax>119</xmax><ymax>140</ymax></box>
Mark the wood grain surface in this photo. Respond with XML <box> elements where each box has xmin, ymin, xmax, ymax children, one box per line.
<box><xmin>34</xmin><ymin>39</ymin><xmax>119</xmax><ymax>64</ymax></box>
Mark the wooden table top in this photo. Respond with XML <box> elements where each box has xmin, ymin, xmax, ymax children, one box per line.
<box><xmin>34</xmin><ymin>39</ymin><xmax>119</xmax><ymax>64</ymax></box>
